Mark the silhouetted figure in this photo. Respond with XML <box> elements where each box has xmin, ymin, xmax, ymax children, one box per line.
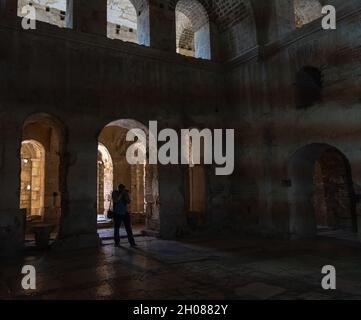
<box><xmin>112</xmin><ymin>184</ymin><xmax>136</xmax><ymax>247</ymax></box>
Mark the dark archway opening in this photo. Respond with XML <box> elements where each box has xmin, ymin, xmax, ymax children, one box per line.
<box><xmin>21</xmin><ymin>114</ymin><xmax>65</xmax><ymax>247</ymax></box>
<box><xmin>288</xmin><ymin>144</ymin><xmax>358</xmax><ymax>241</ymax></box>
<box><xmin>97</xmin><ymin>119</ymin><xmax>160</xmax><ymax>241</ymax></box>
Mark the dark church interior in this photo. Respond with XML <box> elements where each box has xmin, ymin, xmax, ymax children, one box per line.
<box><xmin>0</xmin><ymin>0</ymin><xmax>361</xmax><ymax>301</ymax></box>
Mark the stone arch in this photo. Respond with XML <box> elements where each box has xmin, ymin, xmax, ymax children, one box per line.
<box><xmin>175</xmin><ymin>0</ymin><xmax>211</xmax><ymax>59</ymax></box>
<box><xmin>287</xmin><ymin>143</ymin><xmax>356</xmax><ymax>239</ymax></box>
<box><xmin>21</xmin><ymin>113</ymin><xmax>66</xmax><ymax>233</ymax></box>
<box><xmin>98</xmin><ymin>119</ymin><xmax>160</xmax><ymax>232</ymax></box>
<box><xmin>107</xmin><ymin>0</ymin><xmax>150</xmax><ymax>46</ymax></box>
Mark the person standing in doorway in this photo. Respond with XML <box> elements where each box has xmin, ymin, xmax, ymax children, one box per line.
<box><xmin>112</xmin><ymin>184</ymin><xmax>137</xmax><ymax>248</ymax></box>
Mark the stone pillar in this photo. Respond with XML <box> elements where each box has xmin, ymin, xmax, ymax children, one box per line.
<box><xmin>158</xmin><ymin>164</ymin><xmax>186</xmax><ymax>239</ymax></box>
<box><xmin>0</xmin><ymin>116</ymin><xmax>26</xmax><ymax>256</ymax></box>
<box><xmin>149</xmin><ymin>3</ymin><xmax>176</xmax><ymax>52</ymax></box>
<box><xmin>72</xmin><ymin>0</ymin><xmax>106</xmax><ymax>36</ymax></box>
<box><xmin>54</xmin><ymin>124</ymin><xmax>100</xmax><ymax>250</ymax></box>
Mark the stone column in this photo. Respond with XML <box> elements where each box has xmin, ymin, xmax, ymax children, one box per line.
<box><xmin>54</xmin><ymin>123</ymin><xmax>100</xmax><ymax>250</ymax></box>
<box><xmin>0</xmin><ymin>116</ymin><xmax>26</xmax><ymax>256</ymax></box>
<box><xmin>158</xmin><ymin>164</ymin><xmax>186</xmax><ymax>239</ymax></box>
<box><xmin>72</xmin><ymin>0</ymin><xmax>107</xmax><ymax>36</ymax></box>
<box><xmin>149</xmin><ymin>2</ymin><xmax>176</xmax><ymax>52</ymax></box>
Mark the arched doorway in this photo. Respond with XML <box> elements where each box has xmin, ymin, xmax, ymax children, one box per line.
<box><xmin>21</xmin><ymin>113</ymin><xmax>65</xmax><ymax>243</ymax></box>
<box><xmin>97</xmin><ymin>119</ymin><xmax>160</xmax><ymax>237</ymax></box>
<box><xmin>288</xmin><ymin>144</ymin><xmax>357</xmax><ymax>239</ymax></box>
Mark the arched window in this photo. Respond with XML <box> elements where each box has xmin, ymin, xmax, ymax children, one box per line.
<box><xmin>294</xmin><ymin>0</ymin><xmax>323</xmax><ymax>28</ymax></box>
<box><xmin>17</xmin><ymin>0</ymin><xmax>72</xmax><ymax>28</ymax></box>
<box><xmin>107</xmin><ymin>0</ymin><xmax>150</xmax><ymax>46</ymax></box>
<box><xmin>175</xmin><ymin>0</ymin><xmax>211</xmax><ymax>60</ymax></box>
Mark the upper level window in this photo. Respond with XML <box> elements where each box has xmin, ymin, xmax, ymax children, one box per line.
<box><xmin>17</xmin><ymin>0</ymin><xmax>71</xmax><ymax>28</ymax></box>
<box><xmin>107</xmin><ymin>0</ymin><xmax>150</xmax><ymax>46</ymax></box>
<box><xmin>294</xmin><ymin>0</ymin><xmax>323</xmax><ymax>28</ymax></box>
<box><xmin>175</xmin><ymin>0</ymin><xmax>211</xmax><ymax>60</ymax></box>
<box><xmin>107</xmin><ymin>0</ymin><xmax>137</xmax><ymax>43</ymax></box>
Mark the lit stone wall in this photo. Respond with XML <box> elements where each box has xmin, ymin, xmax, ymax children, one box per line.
<box><xmin>20</xmin><ymin>141</ymin><xmax>45</xmax><ymax>217</ymax></box>
<box><xmin>188</xmin><ymin>165</ymin><xmax>206</xmax><ymax>214</ymax></box>
<box><xmin>17</xmin><ymin>0</ymin><xmax>67</xmax><ymax>28</ymax></box>
<box><xmin>22</xmin><ymin>119</ymin><xmax>63</xmax><ymax>227</ymax></box>
<box><xmin>107</xmin><ymin>0</ymin><xmax>137</xmax><ymax>43</ymax></box>
<box><xmin>176</xmin><ymin>11</ymin><xmax>194</xmax><ymax>57</ymax></box>
<box><xmin>97</xmin><ymin>144</ymin><xmax>113</xmax><ymax>216</ymax></box>
<box><xmin>294</xmin><ymin>0</ymin><xmax>323</xmax><ymax>28</ymax></box>
<box><xmin>98</xmin><ymin>126</ymin><xmax>145</xmax><ymax>215</ymax></box>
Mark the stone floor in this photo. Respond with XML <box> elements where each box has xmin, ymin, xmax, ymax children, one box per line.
<box><xmin>25</xmin><ymin>225</ymin><xmax>145</xmax><ymax>245</ymax></box>
<box><xmin>317</xmin><ymin>227</ymin><xmax>359</xmax><ymax>243</ymax></box>
<box><xmin>1</xmin><ymin>234</ymin><xmax>361</xmax><ymax>300</ymax></box>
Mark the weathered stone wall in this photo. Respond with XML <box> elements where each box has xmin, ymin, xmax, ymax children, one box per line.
<box><xmin>1</xmin><ymin>0</ymin><xmax>361</xmax><ymax>255</ymax></box>
<box><xmin>0</xmin><ymin>3</ymin><xmax>223</xmax><ymax>253</ymax></box>
<box><xmin>225</xmin><ymin>1</ymin><xmax>361</xmax><ymax>238</ymax></box>
<box><xmin>313</xmin><ymin>148</ymin><xmax>354</xmax><ymax>228</ymax></box>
